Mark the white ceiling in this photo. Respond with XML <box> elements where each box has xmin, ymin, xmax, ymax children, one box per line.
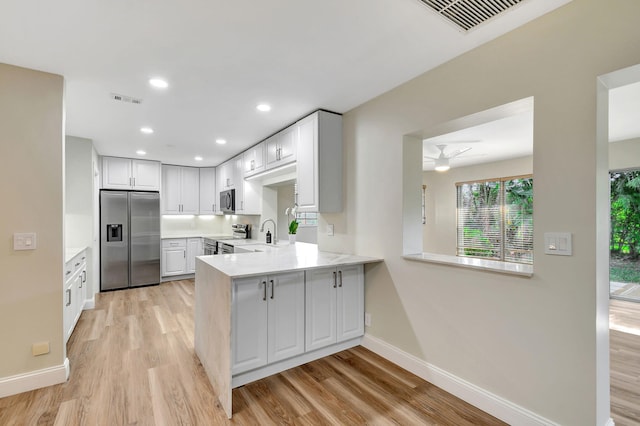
<box><xmin>1</xmin><ymin>0</ymin><xmax>570</xmax><ymax>167</ymax></box>
<box><xmin>422</xmin><ymin>79</ymin><xmax>640</xmax><ymax>172</ymax></box>
<box><xmin>423</xmin><ymin>110</ymin><xmax>534</xmax><ymax>171</ymax></box>
<box><xmin>609</xmin><ymin>81</ymin><xmax>640</xmax><ymax>142</ymax></box>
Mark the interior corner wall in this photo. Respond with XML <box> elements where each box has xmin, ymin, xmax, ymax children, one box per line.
<box><xmin>0</xmin><ymin>63</ymin><xmax>65</xmax><ymax>378</ymax></box>
<box><xmin>423</xmin><ymin>156</ymin><xmax>533</xmax><ymax>255</ymax></box>
<box><xmin>65</xmin><ymin>136</ymin><xmax>94</xmax><ymax>249</ymax></box>
<box><xmin>320</xmin><ymin>1</ymin><xmax>640</xmax><ymax>424</ymax></box>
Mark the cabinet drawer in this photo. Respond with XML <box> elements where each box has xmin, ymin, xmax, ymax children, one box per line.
<box><xmin>65</xmin><ymin>251</ymin><xmax>87</xmax><ymax>283</ymax></box>
<box><xmin>162</xmin><ymin>238</ymin><xmax>187</xmax><ymax>249</ymax></box>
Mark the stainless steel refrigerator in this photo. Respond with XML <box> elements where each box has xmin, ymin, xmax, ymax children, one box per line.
<box><xmin>100</xmin><ymin>190</ymin><xmax>160</xmax><ymax>291</ymax></box>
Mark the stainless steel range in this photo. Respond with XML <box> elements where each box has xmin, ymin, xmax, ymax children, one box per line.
<box><xmin>203</xmin><ymin>224</ymin><xmax>251</xmax><ymax>255</ymax></box>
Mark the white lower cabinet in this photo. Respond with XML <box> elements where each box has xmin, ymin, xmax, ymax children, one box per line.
<box><xmin>161</xmin><ymin>239</ymin><xmax>187</xmax><ymax>276</ymax></box>
<box><xmin>63</xmin><ymin>250</ymin><xmax>88</xmax><ymax>343</ymax></box>
<box><xmin>231</xmin><ymin>271</ymin><xmax>305</xmax><ymax>375</ymax></box>
<box><xmin>305</xmin><ymin>264</ymin><xmax>364</xmax><ymax>352</ymax></box>
<box><xmin>162</xmin><ymin>238</ymin><xmax>203</xmax><ymax>277</ymax></box>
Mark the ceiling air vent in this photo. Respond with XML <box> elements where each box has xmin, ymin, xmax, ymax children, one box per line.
<box><xmin>419</xmin><ymin>0</ymin><xmax>525</xmax><ymax>31</ymax></box>
<box><xmin>109</xmin><ymin>93</ymin><xmax>143</xmax><ymax>105</ymax></box>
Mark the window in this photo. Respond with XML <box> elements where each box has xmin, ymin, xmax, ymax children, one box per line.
<box><xmin>456</xmin><ymin>175</ymin><xmax>533</xmax><ymax>264</ymax></box>
<box><xmin>295</xmin><ymin>211</ymin><xmax>318</xmax><ymax>227</ymax></box>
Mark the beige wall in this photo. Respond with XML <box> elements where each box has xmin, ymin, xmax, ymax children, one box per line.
<box><xmin>317</xmin><ymin>1</ymin><xmax>640</xmax><ymax>424</ymax></box>
<box><xmin>423</xmin><ymin>156</ymin><xmax>533</xmax><ymax>255</ymax></box>
<box><xmin>0</xmin><ymin>64</ymin><xmax>64</xmax><ymax>377</ymax></box>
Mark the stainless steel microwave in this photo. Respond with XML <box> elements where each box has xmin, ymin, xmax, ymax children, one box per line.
<box><xmin>220</xmin><ymin>189</ymin><xmax>235</xmax><ymax>214</ymax></box>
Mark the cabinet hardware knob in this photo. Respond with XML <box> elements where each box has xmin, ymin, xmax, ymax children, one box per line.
<box><xmin>270</xmin><ymin>279</ymin><xmax>275</xmax><ymax>299</ymax></box>
<box><xmin>262</xmin><ymin>281</ymin><xmax>267</xmax><ymax>301</ymax></box>
<box><xmin>333</xmin><ymin>271</ymin><xmax>337</xmax><ymax>288</ymax></box>
<box><xmin>338</xmin><ymin>270</ymin><xmax>343</xmax><ymax>288</ymax></box>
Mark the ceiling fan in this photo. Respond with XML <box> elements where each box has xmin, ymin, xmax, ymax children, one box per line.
<box><xmin>424</xmin><ymin>144</ymin><xmax>472</xmax><ymax>171</ymax></box>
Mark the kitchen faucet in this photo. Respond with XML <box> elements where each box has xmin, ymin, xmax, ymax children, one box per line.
<box><xmin>260</xmin><ymin>219</ymin><xmax>277</xmax><ymax>244</ymax></box>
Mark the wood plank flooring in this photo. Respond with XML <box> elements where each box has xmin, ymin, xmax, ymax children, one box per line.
<box><xmin>0</xmin><ymin>280</ymin><xmax>505</xmax><ymax>425</ymax></box>
<box><xmin>610</xmin><ymin>299</ymin><xmax>640</xmax><ymax>426</ymax></box>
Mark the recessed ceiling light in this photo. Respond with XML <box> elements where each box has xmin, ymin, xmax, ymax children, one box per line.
<box><xmin>256</xmin><ymin>103</ymin><xmax>271</xmax><ymax>112</ymax></box>
<box><xmin>140</xmin><ymin>127</ymin><xmax>154</xmax><ymax>134</ymax></box>
<box><xmin>194</xmin><ymin>156</ymin><xmax>203</xmax><ymax>161</ymax></box>
<box><xmin>136</xmin><ymin>150</ymin><xmax>146</xmax><ymax>156</ymax></box>
<box><xmin>149</xmin><ymin>78</ymin><xmax>168</xmax><ymax>89</ymax></box>
<box><xmin>216</xmin><ymin>139</ymin><xmax>227</xmax><ymax>145</ymax></box>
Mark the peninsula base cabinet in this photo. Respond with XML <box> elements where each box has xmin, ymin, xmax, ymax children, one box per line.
<box><xmin>305</xmin><ymin>264</ymin><xmax>364</xmax><ymax>352</ymax></box>
<box><xmin>230</xmin><ymin>265</ymin><xmax>364</xmax><ymax>386</ymax></box>
<box><xmin>231</xmin><ymin>271</ymin><xmax>305</xmax><ymax>375</ymax></box>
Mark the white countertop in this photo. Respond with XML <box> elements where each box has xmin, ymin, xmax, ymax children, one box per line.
<box><xmin>162</xmin><ymin>233</ymin><xmax>233</xmax><ymax>240</ymax></box>
<box><xmin>197</xmin><ymin>242</ymin><xmax>382</xmax><ymax>278</ymax></box>
<box><xmin>403</xmin><ymin>252</ymin><xmax>533</xmax><ymax>277</ymax></box>
<box><xmin>65</xmin><ymin>247</ymin><xmax>87</xmax><ymax>263</ymax></box>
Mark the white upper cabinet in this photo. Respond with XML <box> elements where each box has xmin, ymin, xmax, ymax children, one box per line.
<box><xmin>217</xmin><ymin>159</ymin><xmax>235</xmax><ymax>192</ymax></box>
<box><xmin>265</xmin><ymin>125</ymin><xmax>297</xmax><ymax>170</ymax></box>
<box><xmin>296</xmin><ymin>111</ymin><xmax>343</xmax><ymax>213</ymax></box>
<box><xmin>243</xmin><ymin>142</ymin><xmax>265</xmax><ymax>177</ymax></box>
<box><xmin>102</xmin><ymin>156</ymin><xmax>161</xmax><ymax>191</ymax></box>
<box><xmin>162</xmin><ymin>165</ymin><xmax>199</xmax><ymax>214</ymax></box>
<box><xmin>199</xmin><ymin>167</ymin><xmax>218</xmax><ymax>214</ymax></box>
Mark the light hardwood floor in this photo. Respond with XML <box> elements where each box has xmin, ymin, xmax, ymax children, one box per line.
<box><xmin>610</xmin><ymin>299</ymin><xmax>640</xmax><ymax>426</ymax></box>
<box><xmin>0</xmin><ymin>280</ymin><xmax>505</xmax><ymax>425</ymax></box>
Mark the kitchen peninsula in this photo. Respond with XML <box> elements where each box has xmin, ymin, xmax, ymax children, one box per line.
<box><xmin>194</xmin><ymin>242</ymin><xmax>381</xmax><ymax>418</ymax></box>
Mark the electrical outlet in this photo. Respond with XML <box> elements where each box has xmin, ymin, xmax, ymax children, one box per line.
<box><xmin>32</xmin><ymin>341</ymin><xmax>50</xmax><ymax>356</ymax></box>
<box><xmin>364</xmin><ymin>313</ymin><xmax>371</xmax><ymax>327</ymax></box>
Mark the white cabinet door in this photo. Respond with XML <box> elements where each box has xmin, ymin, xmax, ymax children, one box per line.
<box><xmin>267</xmin><ymin>271</ymin><xmax>305</xmax><ymax>363</ymax></box>
<box><xmin>186</xmin><ymin>238</ymin><xmax>203</xmax><ymax>273</ymax></box>
<box><xmin>162</xmin><ymin>165</ymin><xmax>182</xmax><ymax>214</ymax></box>
<box><xmin>265</xmin><ymin>127</ymin><xmax>297</xmax><ymax>170</ymax></box>
<box><xmin>305</xmin><ymin>265</ymin><xmax>363</xmax><ymax>351</ymax></box>
<box><xmin>279</xmin><ymin>125</ymin><xmax>297</xmax><ymax>164</ymax></box>
<box><xmin>265</xmin><ymin>134</ymin><xmax>280</xmax><ymax>169</ymax></box>
<box><xmin>336</xmin><ymin>264</ymin><xmax>364</xmax><ymax>342</ymax></box>
<box><xmin>162</xmin><ymin>247</ymin><xmax>186</xmax><ymax>276</ymax></box>
<box><xmin>131</xmin><ymin>159</ymin><xmax>161</xmax><ymax>191</ymax></box>
<box><xmin>103</xmin><ymin>157</ymin><xmax>160</xmax><ymax>190</ymax></box>
<box><xmin>244</xmin><ymin>142</ymin><xmax>265</xmax><ymax>177</ymax></box>
<box><xmin>296</xmin><ymin>111</ymin><xmax>343</xmax><ymax>213</ymax></box>
<box><xmin>162</xmin><ymin>166</ymin><xmax>199</xmax><ymax>214</ymax></box>
<box><xmin>64</xmin><ymin>281</ymin><xmax>74</xmax><ymax>342</ymax></box>
<box><xmin>180</xmin><ymin>166</ymin><xmax>200</xmax><ymax>214</ymax></box>
<box><xmin>305</xmin><ymin>267</ymin><xmax>338</xmax><ymax>352</ymax></box>
<box><xmin>199</xmin><ymin>167</ymin><xmax>217</xmax><ymax>214</ymax></box>
<box><xmin>233</xmin><ymin>155</ymin><xmax>245</xmax><ymax>213</ymax></box>
<box><xmin>232</xmin><ymin>272</ymin><xmax>305</xmax><ymax>374</ymax></box>
<box><xmin>102</xmin><ymin>157</ymin><xmax>133</xmax><ymax>189</ymax></box>
<box><xmin>218</xmin><ymin>160</ymin><xmax>234</xmax><ymax>189</ymax></box>
<box><xmin>296</xmin><ymin>114</ymin><xmax>319</xmax><ymax>211</ymax></box>
<box><xmin>232</xmin><ymin>277</ymin><xmax>269</xmax><ymax>374</ymax></box>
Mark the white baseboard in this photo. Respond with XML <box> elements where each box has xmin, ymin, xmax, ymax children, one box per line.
<box><xmin>361</xmin><ymin>334</ymin><xmax>560</xmax><ymax>426</ymax></box>
<box><xmin>83</xmin><ymin>297</ymin><xmax>95</xmax><ymax>310</ymax></box>
<box><xmin>0</xmin><ymin>358</ymin><xmax>69</xmax><ymax>398</ymax></box>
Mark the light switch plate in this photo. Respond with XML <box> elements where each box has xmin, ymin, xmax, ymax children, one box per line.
<box><xmin>14</xmin><ymin>232</ymin><xmax>37</xmax><ymax>250</ymax></box>
<box><xmin>326</xmin><ymin>224</ymin><xmax>334</xmax><ymax>236</ymax></box>
<box><xmin>544</xmin><ymin>232</ymin><xmax>572</xmax><ymax>256</ymax></box>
